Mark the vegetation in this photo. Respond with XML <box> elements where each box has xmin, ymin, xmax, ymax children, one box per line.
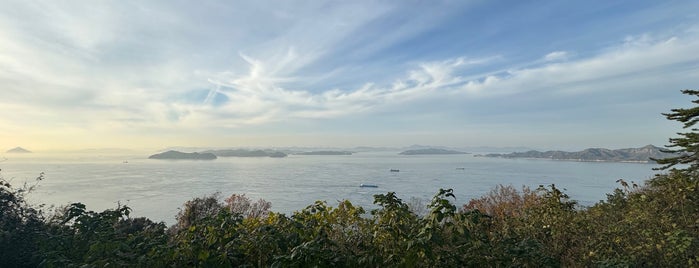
<box><xmin>399</xmin><ymin>148</ymin><xmax>469</xmax><ymax>155</ymax></box>
<box><xmin>482</xmin><ymin>144</ymin><xmax>673</xmax><ymax>163</ymax></box>
<box><xmin>295</xmin><ymin>151</ymin><xmax>353</xmax><ymax>155</ymax></box>
<box><xmin>148</xmin><ymin>151</ymin><xmax>217</xmax><ymax>160</ymax></box>
<box><xmin>201</xmin><ymin>149</ymin><xmax>288</xmax><ymax>158</ymax></box>
<box><xmin>2</xmin><ymin>172</ymin><xmax>697</xmax><ymax>267</ymax></box>
<box><xmin>655</xmin><ymin>89</ymin><xmax>699</xmax><ymax>172</ymax></box>
<box><xmin>1</xmin><ymin>90</ymin><xmax>698</xmax><ymax>267</ymax></box>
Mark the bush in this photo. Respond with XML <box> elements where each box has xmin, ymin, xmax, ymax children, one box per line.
<box><xmin>2</xmin><ymin>177</ymin><xmax>698</xmax><ymax>267</ymax></box>
<box><xmin>0</xmin><ymin>172</ymin><xmax>45</xmax><ymax>267</ymax></box>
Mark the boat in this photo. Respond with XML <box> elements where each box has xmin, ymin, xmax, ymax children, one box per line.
<box><xmin>456</xmin><ymin>167</ymin><xmax>465</xmax><ymax>170</ymax></box>
<box><xmin>359</xmin><ymin>184</ymin><xmax>378</xmax><ymax>188</ymax></box>
<box><xmin>390</xmin><ymin>169</ymin><xmax>400</xmax><ymax>172</ymax></box>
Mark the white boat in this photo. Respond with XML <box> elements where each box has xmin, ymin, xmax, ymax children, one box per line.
<box><xmin>359</xmin><ymin>183</ymin><xmax>378</xmax><ymax>188</ymax></box>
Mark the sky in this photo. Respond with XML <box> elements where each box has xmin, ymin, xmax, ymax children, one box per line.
<box><xmin>1</xmin><ymin>0</ymin><xmax>698</xmax><ymax>151</ymax></box>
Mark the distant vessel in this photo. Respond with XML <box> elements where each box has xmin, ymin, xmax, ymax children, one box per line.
<box><xmin>390</xmin><ymin>169</ymin><xmax>400</xmax><ymax>172</ymax></box>
<box><xmin>456</xmin><ymin>167</ymin><xmax>465</xmax><ymax>170</ymax></box>
<box><xmin>359</xmin><ymin>184</ymin><xmax>378</xmax><ymax>188</ymax></box>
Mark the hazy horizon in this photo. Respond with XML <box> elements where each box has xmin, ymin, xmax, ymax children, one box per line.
<box><xmin>2</xmin><ymin>143</ymin><xmax>668</xmax><ymax>155</ymax></box>
<box><xmin>1</xmin><ymin>1</ymin><xmax>697</xmax><ymax>151</ymax></box>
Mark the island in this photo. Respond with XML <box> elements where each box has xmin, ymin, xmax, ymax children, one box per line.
<box><xmin>201</xmin><ymin>149</ymin><xmax>287</xmax><ymax>158</ymax></box>
<box><xmin>477</xmin><ymin>145</ymin><xmax>674</xmax><ymax>163</ymax></box>
<box><xmin>295</xmin><ymin>151</ymin><xmax>353</xmax><ymax>155</ymax></box>
<box><xmin>399</xmin><ymin>148</ymin><xmax>469</xmax><ymax>155</ymax></box>
<box><xmin>268</xmin><ymin>152</ymin><xmax>288</xmax><ymax>158</ymax></box>
<box><xmin>6</xmin><ymin>147</ymin><xmax>31</xmax><ymax>153</ymax></box>
<box><xmin>148</xmin><ymin>150</ymin><xmax>217</xmax><ymax>160</ymax></box>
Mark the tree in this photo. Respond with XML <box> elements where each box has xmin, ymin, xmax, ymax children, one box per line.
<box><xmin>0</xmin><ymin>172</ymin><xmax>46</xmax><ymax>267</ymax></box>
<box><xmin>654</xmin><ymin>89</ymin><xmax>699</xmax><ymax>173</ymax></box>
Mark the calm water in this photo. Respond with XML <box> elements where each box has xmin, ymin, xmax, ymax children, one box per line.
<box><xmin>1</xmin><ymin>152</ymin><xmax>660</xmax><ymax>224</ymax></box>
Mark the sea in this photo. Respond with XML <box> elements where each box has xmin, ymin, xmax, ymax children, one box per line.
<box><xmin>0</xmin><ymin>152</ymin><xmax>661</xmax><ymax>225</ymax></box>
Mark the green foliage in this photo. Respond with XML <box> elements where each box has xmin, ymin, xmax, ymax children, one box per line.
<box><xmin>166</xmin><ymin>210</ymin><xmax>243</xmax><ymax>267</ymax></box>
<box><xmin>655</xmin><ymin>89</ymin><xmax>699</xmax><ymax>172</ymax></box>
<box><xmin>562</xmin><ymin>170</ymin><xmax>698</xmax><ymax>267</ymax></box>
<box><xmin>369</xmin><ymin>192</ymin><xmax>422</xmax><ymax>266</ymax></box>
<box><xmin>0</xmin><ymin>171</ymin><xmax>46</xmax><ymax>267</ymax></box>
<box><xmin>2</xmin><ymin>177</ymin><xmax>698</xmax><ymax>267</ymax></box>
<box><xmin>271</xmin><ymin>200</ymin><xmax>375</xmax><ymax>267</ymax></box>
<box><xmin>39</xmin><ymin>202</ymin><xmax>168</xmax><ymax>267</ymax></box>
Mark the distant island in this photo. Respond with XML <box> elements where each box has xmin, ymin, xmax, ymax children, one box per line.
<box><xmin>295</xmin><ymin>151</ymin><xmax>353</xmax><ymax>155</ymax></box>
<box><xmin>399</xmin><ymin>148</ymin><xmax>469</xmax><ymax>155</ymax></box>
<box><xmin>148</xmin><ymin>150</ymin><xmax>217</xmax><ymax>160</ymax></box>
<box><xmin>6</xmin><ymin>147</ymin><xmax>31</xmax><ymax>153</ymax></box>
<box><xmin>478</xmin><ymin>145</ymin><xmax>674</xmax><ymax>163</ymax></box>
<box><xmin>201</xmin><ymin>149</ymin><xmax>287</xmax><ymax>158</ymax></box>
<box><xmin>267</xmin><ymin>152</ymin><xmax>288</xmax><ymax>158</ymax></box>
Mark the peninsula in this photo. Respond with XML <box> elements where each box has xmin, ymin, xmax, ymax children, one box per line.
<box><xmin>148</xmin><ymin>150</ymin><xmax>217</xmax><ymax>160</ymax></box>
<box><xmin>399</xmin><ymin>148</ymin><xmax>469</xmax><ymax>155</ymax></box>
<box><xmin>295</xmin><ymin>151</ymin><xmax>353</xmax><ymax>155</ymax></box>
<box><xmin>478</xmin><ymin>145</ymin><xmax>673</xmax><ymax>163</ymax></box>
<box><xmin>202</xmin><ymin>149</ymin><xmax>287</xmax><ymax>158</ymax></box>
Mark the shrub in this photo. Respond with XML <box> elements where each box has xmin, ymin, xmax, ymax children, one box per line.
<box><xmin>0</xmin><ymin>172</ymin><xmax>45</xmax><ymax>267</ymax></box>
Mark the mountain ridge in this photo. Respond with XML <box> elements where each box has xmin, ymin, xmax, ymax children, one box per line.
<box><xmin>148</xmin><ymin>150</ymin><xmax>217</xmax><ymax>160</ymax></box>
<box><xmin>478</xmin><ymin>145</ymin><xmax>674</xmax><ymax>163</ymax></box>
<box><xmin>399</xmin><ymin>148</ymin><xmax>469</xmax><ymax>155</ymax></box>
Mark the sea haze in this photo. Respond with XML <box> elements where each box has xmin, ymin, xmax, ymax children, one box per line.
<box><xmin>1</xmin><ymin>152</ymin><xmax>659</xmax><ymax>224</ymax></box>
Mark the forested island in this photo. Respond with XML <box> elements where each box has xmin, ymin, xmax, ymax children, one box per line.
<box><xmin>295</xmin><ymin>151</ymin><xmax>353</xmax><ymax>155</ymax></box>
<box><xmin>148</xmin><ymin>150</ymin><xmax>217</xmax><ymax>160</ymax></box>
<box><xmin>399</xmin><ymin>148</ymin><xmax>469</xmax><ymax>155</ymax></box>
<box><xmin>479</xmin><ymin>145</ymin><xmax>674</xmax><ymax>163</ymax></box>
<box><xmin>201</xmin><ymin>149</ymin><xmax>288</xmax><ymax>158</ymax></box>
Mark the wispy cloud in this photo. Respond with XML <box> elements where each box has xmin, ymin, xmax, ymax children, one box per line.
<box><xmin>543</xmin><ymin>51</ymin><xmax>569</xmax><ymax>62</ymax></box>
<box><xmin>194</xmin><ymin>55</ymin><xmax>497</xmax><ymax>126</ymax></box>
<box><xmin>188</xmin><ymin>31</ymin><xmax>699</xmax><ymax>129</ymax></box>
<box><xmin>0</xmin><ymin>1</ymin><xmax>698</xmax><ymax>149</ymax></box>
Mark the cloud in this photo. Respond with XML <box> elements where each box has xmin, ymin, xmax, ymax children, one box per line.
<box><xmin>193</xmin><ymin>31</ymin><xmax>699</xmax><ymax>128</ymax></box>
<box><xmin>457</xmin><ymin>32</ymin><xmax>699</xmax><ymax>100</ymax></box>
<box><xmin>1</xmin><ymin>1</ymin><xmax>698</xmax><ymax>149</ymax></box>
<box><xmin>193</xmin><ymin>55</ymin><xmax>498</xmax><ymax>127</ymax></box>
<box><xmin>543</xmin><ymin>51</ymin><xmax>569</xmax><ymax>62</ymax></box>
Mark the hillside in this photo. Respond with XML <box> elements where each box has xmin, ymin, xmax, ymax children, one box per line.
<box><xmin>148</xmin><ymin>150</ymin><xmax>217</xmax><ymax>160</ymax></box>
<box><xmin>399</xmin><ymin>148</ymin><xmax>469</xmax><ymax>155</ymax></box>
<box><xmin>201</xmin><ymin>149</ymin><xmax>287</xmax><ymax>158</ymax></box>
<box><xmin>295</xmin><ymin>151</ymin><xmax>353</xmax><ymax>155</ymax></box>
<box><xmin>480</xmin><ymin>145</ymin><xmax>674</xmax><ymax>162</ymax></box>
